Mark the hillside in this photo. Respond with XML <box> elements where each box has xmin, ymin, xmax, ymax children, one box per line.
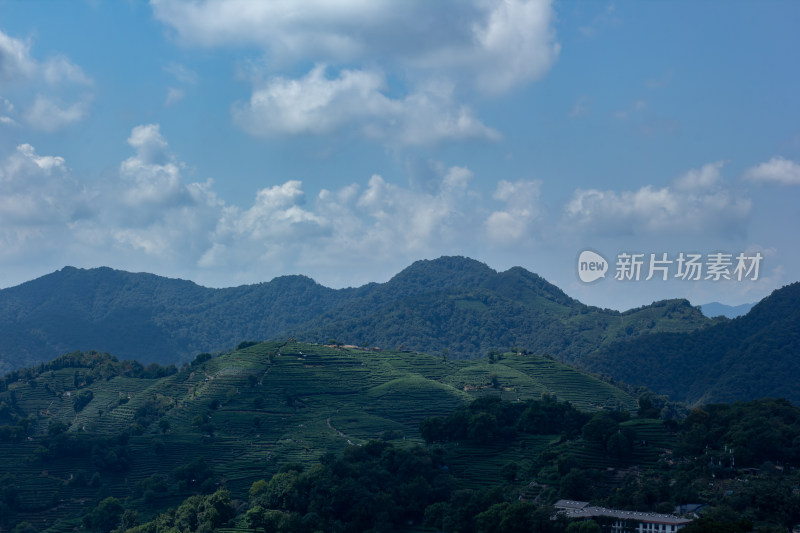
<box><xmin>2</xmin><ymin>343</ymin><xmax>800</xmax><ymax>533</ymax></box>
<box><xmin>584</xmin><ymin>282</ymin><xmax>800</xmax><ymax>405</ymax></box>
<box><xmin>0</xmin><ymin>266</ymin><xmax>365</xmax><ymax>374</ymax></box>
<box><xmin>0</xmin><ymin>341</ymin><xmax>636</xmax><ymax>529</ymax></box>
<box><xmin>0</xmin><ymin>257</ymin><xmax>715</xmax><ymax>374</ymax></box>
<box><xmin>288</xmin><ymin>269</ymin><xmax>713</xmax><ymax>363</ymax></box>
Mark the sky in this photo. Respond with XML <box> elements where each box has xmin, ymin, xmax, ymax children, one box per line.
<box><xmin>0</xmin><ymin>0</ymin><xmax>798</xmax><ymax>311</ymax></box>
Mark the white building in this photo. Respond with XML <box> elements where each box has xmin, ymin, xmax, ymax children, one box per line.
<box><xmin>555</xmin><ymin>500</ymin><xmax>692</xmax><ymax>532</ymax></box>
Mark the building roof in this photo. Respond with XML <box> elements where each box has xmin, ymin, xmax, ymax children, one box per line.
<box><xmin>554</xmin><ymin>500</ymin><xmax>692</xmax><ymax>526</ymax></box>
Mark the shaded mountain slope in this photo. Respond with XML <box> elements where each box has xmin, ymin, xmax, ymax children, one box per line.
<box><xmin>583</xmin><ymin>282</ymin><xmax>800</xmax><ymax>405</ymax></box>
<box><xmin>0</xmin><ymin>266</ymin><xmax>363</xmax><ymax>373</ymax></box>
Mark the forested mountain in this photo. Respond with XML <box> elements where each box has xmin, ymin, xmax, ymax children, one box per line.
<box><xmin>287</xmin><ymin>262</ymin><xmax>713</xmax><ymax>362</ymax></box>
<box><xmin>0</xmin><ymin>266</ymin><xmax>365</xmax><ymax>374</ymax></box>
<box><xmin>0</xmin><ymin>257</ymin><xmax>715</xmax><ymax>375</ymax></box>
<box><xmin>584</xmin><ymin>282</ymin><xmax>800</xmax><ymax>405</ymax></box>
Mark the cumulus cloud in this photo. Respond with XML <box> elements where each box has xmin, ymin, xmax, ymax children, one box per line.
<box><xmin>565</xmin><ymin>162</ymin><xmax>752</xmax><ymax>236</ymax></box>
<box><xmin>429</xmin><ymin>0</ymin><xmax>560</xmax><ymax>94</ymax></box>
<box><xmin>0</xmin><ymin>30</ymin><xmax>92</xmax><ymax>131</ymax></box>
<box><xmin>673</xmin><ymin>161</ymin><xmax>724</xmax><ymax>190</ymax></box>
<box><xmin>119</xmin><ymin>124</ymin><xmax>190</xmax><ymax>209</ymax></box>
<box><xmin>214</xmin><ymin>181</ymin><xmax>327</xmax><ymax>244</ymax></box>
<box><xmin>151</xmin><ymin>0</ymin><xmax>559</xmax><ymax>94</ymax></box>
<box><xmin>744</xmin><ymin>156</ymin><xmax>800</xmax><ymax>185</ymax></box>
<box><xmin>486</xmin><ymin>180</ymin><xmax>543</xmax><ymax>244</ymax></box>
<box><xmin>233</xmin><ymin>65</ymin><xmax>499</xmax><ymax>145</ymax></box>
<box><xmin>0</xmin><ymin>143</ymin><xmax>89</xmax><ymax>261</ymax></box>
<box><xmin>153</xmin><ymin>1</ymin><xmax>557</xmax><ymax>145</ymax></box>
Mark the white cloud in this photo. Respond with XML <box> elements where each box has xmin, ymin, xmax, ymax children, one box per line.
<box><xmin>234</xmin><ymin>65</ymin><xmax>391</xmax><ymax>136</ymax></box>
<box><xmin>467</xmin><ymin>0</ymin><xmax>560</xmax><ymax>94</ymax></box>
<box><xmin>0</xmin><ymin>31</ymin><xmax>36</xmax><ymax>82</ymax></box>
<box><xmin>673</xmin><ymin>161</ymin><xmax>724</xmax><ymax>190</ymax></box>
<box><xmin>486</xmin><ymin>180</ymin><xmax>543</xmax><ymax>244</ymax></box>
<box><xmin>0</xmin><ymin>144</ymin><xmax>89</xmax><ymax>262</ymax></box>
<box><xmin>0</xmin><ymin>30</ymin><xmax>92</xmax><ymax>131</ymax></box>
<box><xmin>233</xmin><ymin>65</ymin><xmax>499</xmax><ymax>145</ymax></box>
<box><xmin>743</xmin><ymin>156</ymin><xmax>800</xmax><ymax>185</ymax></box>
<box><xmin>154</xmin><ymin>1</ymin><xmax>557</xmax><ymax>146</ymax></box>
<box><xmin>23</xmin><ymin>94</ymin><xmax>90</xmax><ymax>132</ymax></box>
<box><xmin>564</xmin><ymin>162</ymin><xmax>752</xmax><ymax>236</ymax></box>
<box><xmin>118</xmin><ymin>124</ymin><xmax>206</xmax><ymax>216</ymax></box>
<box><xmin>165</xmin><ymin>87</ymin><xmax>186</xmax><ymax>106</ymax></box>
<box><xmin>152</xmin><ymin>0</ymin><xmax>559</xmax><ymax>95</ymax></box>
<box><xmin>0</xmin><ymin>96</ymin><xmax>16</xmax><ymax>125</ymax></box>
<box><xmin>214</xmin><ymin>181</ymin><xmax>327</xmax><ymax>243</ymax></box>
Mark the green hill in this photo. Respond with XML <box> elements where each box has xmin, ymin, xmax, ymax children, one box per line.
<box><xmin>0</xmin><ymin>257</ymin><xmax>715</xmax><ymax>374</ymax></box>
<box><xmin>0</xmin><ymin>341</ymin><xmax>636</xmax><ymax>530</ymax></box>
<box><xmin>3</xmin><ymin>343</ymin><xmax>800</xmax><ymax>533</ymax></box>
<box><xmin>0</xmin><ymin>266</ymin><xmax>364</xmax><ymax>374</ymax></box>
<box><xmin>583</xmin><ymin>282</ymin><xmax>800</xmax><ymax>405</ymax></box>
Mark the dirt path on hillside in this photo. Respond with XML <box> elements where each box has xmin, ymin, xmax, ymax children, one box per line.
<box><xmin>326</xmin><ymin>417</ymin><xmax>357</xmax><ymax>446</ymax></box>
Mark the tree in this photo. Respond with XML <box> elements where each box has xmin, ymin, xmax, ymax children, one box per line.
<box><xmin>606</xmin><ymin>430</ymin><xmax>632</xmax><ymax>458</ymax></box>
<box><xmin>73</xmin><ymin>390</ymin><xmax>94</xmax><ymax>412</ymax></box>
<box><xmin>83</xmin><ymin>497</ymin><xmax>124</xmax><ymax>533</ymax></box>
<box><xmin>567</xmin><ymin>520</ymin><xmax>601</xmax><ymax>533</ymax></box>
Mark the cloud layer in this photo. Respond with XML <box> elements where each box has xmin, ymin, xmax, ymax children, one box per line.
<box><xmin>565</xmin><ymin>162</ymin><xmax>752</xmax><ymax>237</ymax></box>
<box><xmin>152</xmin><ymin>0</ymin><xmax>559</xmax><ymax>92</ymax></box>
<box><xmin>153</xmin><ymin>0</ymin><xmax>558</xmax><ymax>145</ymax></box>
<box><xmin>0</xmin><ymin>125</ymin><xmax>767</xmax><ymax>290</ymax></box>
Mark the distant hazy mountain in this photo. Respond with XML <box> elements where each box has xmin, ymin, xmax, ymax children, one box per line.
<box><xmin>0</xmin><ymin>257</ymin><xmax>713</xmax><ymax>374</ymax></box>
<box><xmin>700</xmin><ymin>301</ymin><xmax>754</xmax><ymax>319</ymax></box>
<box><xmin>585</xmin><ymin>282</ymin><xmax>800</xmax><ymax>405</ymax></box>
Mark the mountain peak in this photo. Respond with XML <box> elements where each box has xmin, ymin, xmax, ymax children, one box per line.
<box><xmin>386</xmin><ymin>256</ymin><xmax>496</xmax><ymax>291</ymax></box>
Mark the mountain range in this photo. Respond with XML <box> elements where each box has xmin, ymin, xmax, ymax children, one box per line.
<box><xmin>0</xmin><ymin>256</ymin><xmax>797</xmax><ymax>406</ymax></box>
<box><xmin>0</xmin><ymin>257</ymin><xmax>712</xmax><ymax>375</ymax></box>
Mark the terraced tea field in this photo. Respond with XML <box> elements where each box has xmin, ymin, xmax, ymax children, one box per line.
<box><xmin>0</xmin><ymin>341</ymin><xmax>640</xmax><ymax>529</ymax></box>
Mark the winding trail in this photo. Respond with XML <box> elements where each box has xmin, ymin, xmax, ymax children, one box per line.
<box><xmin>326</xmin><ymin>416</ymin><xmax>357</xmax><ymax>446</ymax></box>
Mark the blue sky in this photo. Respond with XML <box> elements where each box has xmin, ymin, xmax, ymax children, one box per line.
<box><xmin>0</xmin><ymin>0</ymin><xmax>798</xmax><ymax>310</ymax></box>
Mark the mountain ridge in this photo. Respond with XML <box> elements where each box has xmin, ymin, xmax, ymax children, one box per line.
<box><xmin>0</xmin><ymin>257</ymin><xmax>717</xmax><ymax>375</ymax></box>
<box><xmin>584</xmin><ymin>282</ymin><xmax>800</xmax><ymax>405</ymax></box>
